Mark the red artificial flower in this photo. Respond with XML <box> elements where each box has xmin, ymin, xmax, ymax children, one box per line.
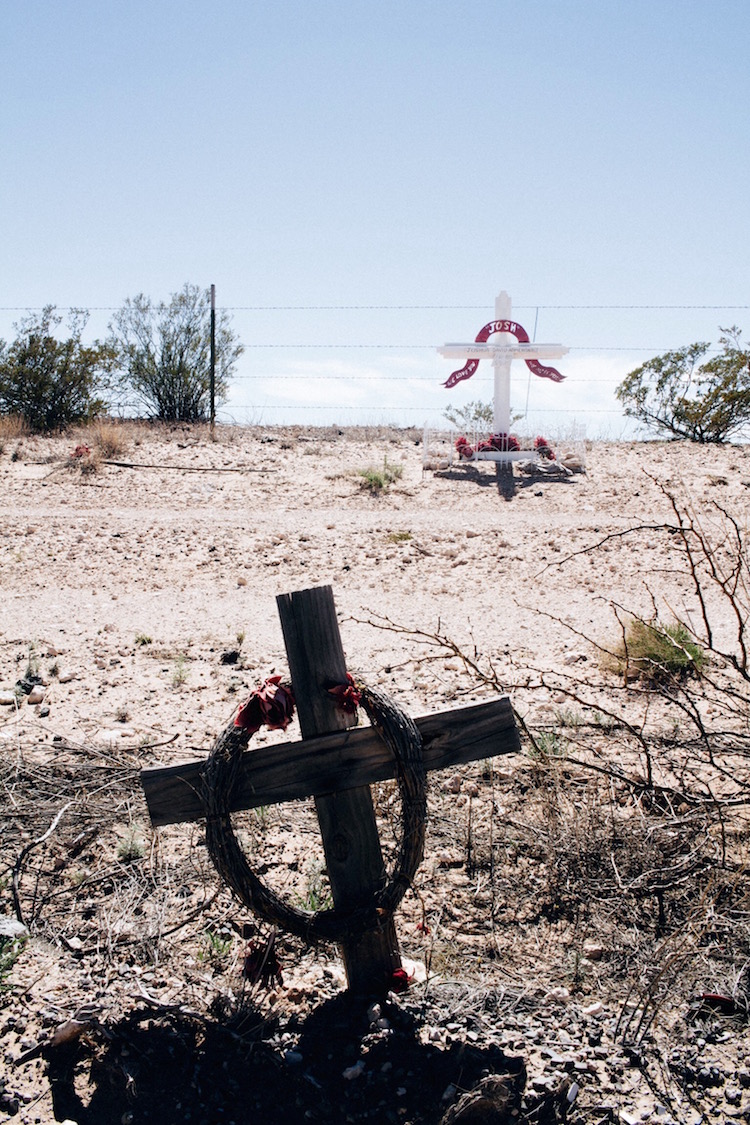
<box><xmin>455</xmin><ymin>436</ymin><xmax>474</xmax><ymax>459</ymax></box>
<box><xmin>389</xmin><ymin>968</ymin><xmax>410</xmax><ymax>993</ymax></box>
<box><xmin>489</xmin><ymin>433</ymin><xmax>520</xmax><ymax>452</ymax></box>
<box><xmin>534</xmin><ymin>435</ymin><xmax>556</xmax><ymax>461</ymax></box>
<box><xmin>70</xmin><ymin>444</ymin><xmax>91</xmax><ymax>459</ymax></box>
<box><xmin>243</xmin><ymin>938</ymin><xmax>283</xmax><ymax>988</ymax></box>
<box><xmin>416</xmin><ymin>921</ymin><xmax>431</xmax><ymax>935</ymax></box>
<box><xmin>328</xmin><ymin>673</ymin><xmax>362</xmax><ymax>714</ymax></box>
<box><xmin>235</xmin><ymin>676</ymin><xmax>295</xmax><ymax>735</ymax></box>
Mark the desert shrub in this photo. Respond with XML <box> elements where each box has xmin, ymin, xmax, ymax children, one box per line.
<box><xmin>357</xmin><ymin>459</ymin><xmax>403</xmax><ymax>492</ymax></box>
<box><xmin>0</xmin><ymin>308</ymin><xmax>114</xmax><ymax>432</ymax></box>
<box><xmin>616</xmin><ymin>327</ymin><xmax>750</xmax><ymax>443</ymax></box>
<box><xmin>443</xmin><ymin>399</ymin><xmax>495</xmax><ymax>432</ymax></box>
<box><xmin>608</xmin><ymin>617</ymin><xmax>706</xmax><ymax>683</ymax></box>
<box><xmin>109</xmin><ymin>284</ymin><xmax>243</xmax><ymax>422</ymax></box>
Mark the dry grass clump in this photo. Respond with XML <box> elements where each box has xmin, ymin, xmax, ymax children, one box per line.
<box><xmin>606</xmin><ymin>616</ymin><xmax>707</xmax><ymax>683</ymax></box>
<box><xmin>0</xmin><ymin>414</ymin><xmax>29</xmax><ymax>452</ymax></box>
<box><xmin>88</xmin><ymin>419</ymin><xmax>131</xmax><ymax>459</ymax></box>
<box><xmin>357</xmin><ymin>458</ymin><xmax>403</xmax><ymax>493</ymax></box>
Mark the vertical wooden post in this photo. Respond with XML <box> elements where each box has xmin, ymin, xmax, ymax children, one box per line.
<box><xmin>276</xmin><ymin>586</ymin><xmax>402</xmax><ymax>995</ymax></box>
<box><xmin>209</xmin><ymin>283</ymin><xmax>216</xmax><ymax>439</ymax></box>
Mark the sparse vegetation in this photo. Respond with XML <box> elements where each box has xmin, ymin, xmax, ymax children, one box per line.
<box><xmin>387</xmin><ymin>530</ymin><xmax>412</xmax><ymax>543</ymax></box>
<box><xmin>616</xmin><ymin>327</ymin><xmax>750</xmax><ymax>443</ymax></box>
<box><xmin>0</xmin><ymin>307</ymin><xmax>114</xmax><ymax>432</ymax></box>
<box><xmin>443</xmin><ymin>399</ymin><xmax>495</xmax><ymax>432</ymax></box>
<box><xmin>116</xmin><ymin>822</ymin><xmax>146</xmax><ymax>862</ymax></box>
<box><xmin>89</xmin><ymin>420</ymin><xmax>129</xmax><ymax>459</ymax></box>
<box><xmin>608</xmin><ymin>616</ymin><xmax>706</xmax><ymax>682</ymax></box>
<box><xmin>197</xmin><ymin>926</ymin><xmax>234</xmax><ymax>966</ymax></box>
<box><xmin>294</xmin><ymin>860</ymin><xmax>332</xmax><ymax>912</ymax></box>
<box><xmin>172</xmin><ymin>653</ymin><xmax>189</xmax><ymax>687</ymax></box>
<box><xmin>0</xmin><ymin>931</ymin><xmax>27</xmax><ymax>990</ymax></box>
<box><xmin>134</xmin><ymin>633</ymin><xmax>152</xmax><ymax>647</ymax></box>
<box><xmin>0</xmin><ymin>414</ymin><xmax>28</xmax><ymax>452</ymax></box>
<box><xmin>357</xmin><ymin>458</ymin><xmax>403</xmax><ymax>493</ymax></box>
<box><xmin>108</xmin><ymin>284</ymin><xmax>244</xmax><ymax>423</ymax></box>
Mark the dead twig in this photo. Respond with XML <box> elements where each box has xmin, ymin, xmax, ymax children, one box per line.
<box><xmin>12</xmin><ymin>801</ymin><xmax>73</xmax><ymax>925</ymax></box>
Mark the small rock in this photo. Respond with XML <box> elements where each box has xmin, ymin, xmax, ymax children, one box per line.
<box><xmin>0</xmin><ymin>919</ymin><xmax>28</xmax><ymax>940</ymax></box>
<box><xmin>0</xmin><ymin>691</ymin><xmax>16</xmax><ymax>706</ymax></box>
<box><xmin>544</xmin><ymin>987</ymin><xmax>571</xmax><ymax>1005</ymax></box>
<box><xmin>583</xmin><ymin>942</ymin><xmax>604</xmax><ymax>961</ymax></box>
<box><xmin>582</xmin><ymin>1001</ymin><xmax>604</xmax><ymax>1018</ymax></box>
<box><xmin>342</xmin><ymin>1060</ymin><xmax>365</xmax><ymax>1080</ymax></box>
<box><xmin>446</xmin><ymin>775</ymin><xmax>462</xmax><ymax>794</ymax></box>
<box><xmin>27</xmin><ymin>685</ymin><xmax>45</xmax><ymax>705</ymax></box>
<box><xmin>58</xmin><ymin>671</ymin><xmax>76</xmax><ymax>683</ymax></box>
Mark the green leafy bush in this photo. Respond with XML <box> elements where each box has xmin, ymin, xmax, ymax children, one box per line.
<box><xmin>109</xmin><ymin>284</ymin><xmax>243</xmax><ymax>422</ymax></box>
<box><xmin>0</xmin><ymin>308</ymin><xmax>113</xmax><ymax>432</ymax></box>
<box><xmin>443</xmin><ymin>399</ymin><xmax>494</xmax><ymax>432</ymax></box>
<box><xmin>616</xmin><ymin>328</ymin><xmax>750</xmax><ymax>443</ymax></box>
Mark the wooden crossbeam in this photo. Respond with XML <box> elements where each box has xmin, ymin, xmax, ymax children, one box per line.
<box><xmin>141</xmin><ymin>697</ymin><xmax>519</xmax><ymax>828</ymax></box>
<box><xmin>139</xmin><ymin>584</ymin><xmax>521</xmax><ymax>996</ymax></box>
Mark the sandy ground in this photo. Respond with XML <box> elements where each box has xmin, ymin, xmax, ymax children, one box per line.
<box><xmin>2</xmin><ymin>423</ymin><xmax>750</xmax><ymax>1125</ymax></box>
<box><xmin>3</xmin><ymin>425</ymin><xmax>748</xmax><ymax>751</ymax></box>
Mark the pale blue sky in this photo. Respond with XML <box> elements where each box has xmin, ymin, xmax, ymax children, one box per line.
<box><xmin>2</xmin><ymin>0</ymin><xmax>748</xmax><ymax>434</ymax></box>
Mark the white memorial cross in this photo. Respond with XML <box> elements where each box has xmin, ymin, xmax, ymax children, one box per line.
<box><xmin>438</xmin><ymin>291</ymin><xmax>569</xmax><ymax>448</ymax></box>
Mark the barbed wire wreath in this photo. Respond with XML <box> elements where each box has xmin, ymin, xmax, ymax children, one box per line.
<box><xmin>201</xmin><ymin>675</ymin><xmax>427</xmax><ymax>943</ymax></box>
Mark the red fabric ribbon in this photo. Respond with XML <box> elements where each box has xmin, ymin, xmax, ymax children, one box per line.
<box><xmin>444</xmin><ymin>319</ymin><xmax>565</xmax><ymax>388</ymax></box>
<box><xmin>328</xmin><ymin>673</ymin><xmax>362</xmax><ymax>714</ymax></box>
<box><xmin>235</xmin><ymin>676</ymin><xmax>296</xmax><ymax>735</ymax></box>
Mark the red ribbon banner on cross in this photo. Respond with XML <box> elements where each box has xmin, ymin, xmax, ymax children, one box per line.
<box><xmin>443</xmin><ymin>319</ymin><xmax>566</xmax><ymax>389</ymax></box>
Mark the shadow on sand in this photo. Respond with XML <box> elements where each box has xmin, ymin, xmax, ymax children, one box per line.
<box><xmin>42</xmin><ymin>993</ymin><xmax>538</xmax><ymax>1124</ymax></box>
<box><xmin>434</xmin><ymin>463</ymin><xmax>578</xmax><ymax>502</ymax></box>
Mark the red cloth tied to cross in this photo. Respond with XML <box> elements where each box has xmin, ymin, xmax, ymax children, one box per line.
<box><xmin>235</xmin><ymin>676</ymin><xmax>296</xmax><ymax>735</ymax></box>
<box><xmin>444</xmin><ymin>319</ymin><xmax>565</xmax><ymax>389</ymax></box>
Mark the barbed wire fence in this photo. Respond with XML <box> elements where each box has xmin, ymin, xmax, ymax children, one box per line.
<box><xmin>1</xmin><ymin>301</ymin><xmax>747</xmax><ymax>438</ymax></box>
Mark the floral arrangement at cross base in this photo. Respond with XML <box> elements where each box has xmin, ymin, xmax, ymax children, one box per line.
<box><xmin>455</xmin><ymin>433</ymin><xmax>520</xmax><ymax>459</ymax></box>
<box><xmin>534</xmin><ymin>435</ymin><xmax>556</xmax><ymax>461</ymax></box>
<box><xmin>455</xmin><ymin>433</ymin><xmax>557</xmax><ymax>461</ymax></box>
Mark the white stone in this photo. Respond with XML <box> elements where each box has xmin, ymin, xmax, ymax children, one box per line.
<box><xmin>0</xmin><ymin>918</ymin><xmax>28</xmax><ymax>939</ymax></box>
<box><xmin>0</xmin><ymin>691</ymin><xmax>16</xmax><ymax>706</ymax></box>
<box><xmin>27</xmin><ymin>685</ymin><xmax>45</xmax><ymax>705</ymax></box>
<box><xmin>402</xmin><ymin>957</ymin><xmax>427</xmax><ymax>983</ymax></box>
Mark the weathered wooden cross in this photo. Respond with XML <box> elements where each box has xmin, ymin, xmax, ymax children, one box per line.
<box><xmin>438</xmin><ymin>291</ymin><xmax>569</xmax><ymax>456</ymax></box>
<box><xmin>141</xmin><ymin>586</ymin><xmax>520</xmax><ymax>995</ymax></box>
